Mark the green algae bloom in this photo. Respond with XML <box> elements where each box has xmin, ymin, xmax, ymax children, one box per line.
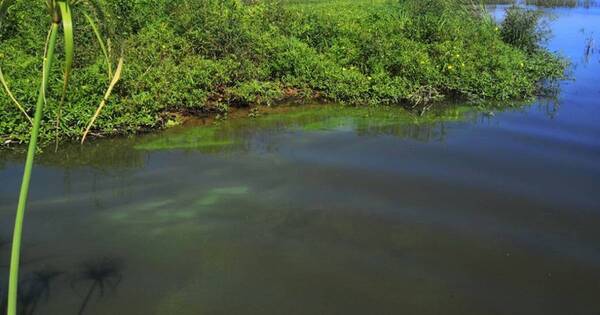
<box><xmin>134</xmin><ymin>104</ymin><xmax>474</xmax><ymax>152</ymax></box>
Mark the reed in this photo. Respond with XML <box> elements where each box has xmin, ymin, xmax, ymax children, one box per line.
<box><xmin>7</xmin><ymin>18</ymin><xmax>59</xmax><ymax>315</ymax></box>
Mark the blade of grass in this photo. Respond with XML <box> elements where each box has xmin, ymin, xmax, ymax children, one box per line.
<box><xmin>0</xmin><ymin>1</ymin><xmax>30</xmax><ymax>124</ymax></box>
<box><xmin>83</xmin><ymin>11</ymin><xmax>112</xmax><ymax>78</ymax></box>
<box><xmin>0</xmin><ymin>65</ymin><xmax>32</xmax><ymax>124</ymax></box>
<box><xmin>58</xmin><ymin>1</ymin><xmax>73</xmax><ymax>87</ymax></box>
<box><xmin>80</xmin><ymin>0</ymin><xmax>107</xmax><ymax>33</ymax></box>
<box><xmin>46</xmin><ymin>0</ymin><xmax>55</xmax><ymax>21</ymax></box>
<box><xmin>81</xmin><ymin>55</ymin><xmax>123</xmax><ymax>144</ymax></box>
<box><xmin>7</xmin><ymin>22</ymin><xmax>60</xmax><ymax>315</ymax></box>
<box><xmin>41</xmin><ymin>24</ymin><xmax>53</xmax><ymax>107</ymax></box>
<box><xmin>55</xmin><ymin>1</ymin><xmax>74</xmax><ymax>145</ymax></box>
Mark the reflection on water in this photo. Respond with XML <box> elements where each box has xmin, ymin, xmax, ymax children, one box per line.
<box><xmin>0</xmin><ymin>105</ymin><xmax>476</xmax><ymax>171</ymax></box>
<box><xmin>1</xmin><ymin>3</ymin><xmax>600</xmax><ymax>315</ymax></box>
<box><xmin>1</xmin><ymin>235</ymin><xmax>124</xmax><ymax>315</ymax></box>
<box><xmin>134</xmin><ymin>105</ymin><xmax>476</xmax><ymax>152</ymax></box>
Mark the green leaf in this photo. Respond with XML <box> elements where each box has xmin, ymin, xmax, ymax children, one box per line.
<box><xmin>55</xmin><ymin>1</ymin><xmax>74</xmax><ymax>143</ymax></box>
<box><xmin>58</xmin><ymin>1</ymin><xmax>74</xmax><ymax>91</ymax></box>
<box><xmin>83</xmin><ymin>11</ymin><xmax>112</xmax><ymax>78</ymax></box>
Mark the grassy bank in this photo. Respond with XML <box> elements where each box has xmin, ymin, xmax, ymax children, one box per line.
<box><xmin>0</xmin><ymin>0</ymin><xmax>566</xmax><ymax>144</ymax></box>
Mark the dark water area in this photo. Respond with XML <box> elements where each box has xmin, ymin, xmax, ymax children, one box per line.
<box><xmin>1</xmin><ymin>4</ymin><xmax>599</xmax><ymax>315</ymax></box>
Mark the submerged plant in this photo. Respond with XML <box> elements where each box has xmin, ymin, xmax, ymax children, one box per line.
<box><xmin>583</xmin><ymin>34</ymin><xmax>596</xmax><ymax>63</ymax></box>
<box><xmin>0</xmin><ymin>1</ymin><xmax>123</xmax><ymax>314</ymax></box>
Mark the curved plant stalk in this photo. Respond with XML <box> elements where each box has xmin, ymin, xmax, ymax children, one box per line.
<box><xmin>0</xmin><ymin>66</ymin><xmax>32</xmax><ymax>124</ymax></box>
<box><xmin>7</xmin><ymin>22</ymin><xmax>60</xmax><ymax>315</ymax></box>
<box><xmin>81</xmin><ymin>55</ymin><xmax>123</xmax><ymax>144</ymax></box>
<box><xmin>41</xmin><ymin>25</ymin><xmax>53</xmax><ymax>103</ymax></box>
<box><xmin>58</xmin><ymin>1</ymin><xmax>74</xmax><ymax>85</ymax></box>
<box><xmin>1</xmin><ymin>0</ymin><xmax>31</xmax><ymax>124</ymax></box>
<box><xmin>83</xmin><ymin>11</ymin><xmax>111</xmax><ymax>78</ymax></box>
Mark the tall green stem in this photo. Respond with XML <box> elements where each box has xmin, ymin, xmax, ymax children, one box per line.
<box><xmin>7</xmin><ymin>22</ymin><xmax>59</xmax><ymax>315</ymax></box>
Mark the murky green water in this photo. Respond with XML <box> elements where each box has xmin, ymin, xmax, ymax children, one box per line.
<box><xmin>1</xmin><ymin>4</ymin><xmax>600</xmax><ymax>315</ymax></box>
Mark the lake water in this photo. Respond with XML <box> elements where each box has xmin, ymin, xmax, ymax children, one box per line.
<box><xmin>1</xmin><ymin>4</ymin><xmax>599</xmax><ymax>315</ymax></box>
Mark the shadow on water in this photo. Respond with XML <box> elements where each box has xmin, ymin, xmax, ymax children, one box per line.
<box><xmin>71</xmin><ymin>258</ymin><xmax>123</xmax><ymax>315</ymax></box>
<box><xmin>2</xmin><ymin>238</ymin><xmax>58</xmax><ymax>315</ymax></box>
<box><xmin>1</xmin><ymin>241</ymin><xmax>124</xmax><ymax>315</ymax></box>
<box><xmin>18</xmin><ymin>268</ymin><xmax>63</xmax><ymax>315</ymax></box>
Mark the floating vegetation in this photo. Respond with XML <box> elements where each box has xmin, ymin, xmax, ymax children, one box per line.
<box><xmin>134</xmin><ymin>104</ymin><xmax>476</xmax><ymax>152</ymax></box>
<box><xmin>105</xmin><ymin>185</ymin><xmax>250</xmax><ymax>229</ymax></box>
<box><xmin>584</xmin><ymin>34</ymin><xmax>597</xmax><ymax>63</ymax></box>
<box><xmin>196</xmin><ymin>186</ymin><xmax>250</xmax><ymax>207</ymax></box>
<box><xmin>135</xmin><ymin>126</ymin><xmax>238</xmax><ymax>152</ymax></box>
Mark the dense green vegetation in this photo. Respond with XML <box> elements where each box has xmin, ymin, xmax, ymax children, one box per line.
<box><xmin>500</xmin><ymin>5</ymin><xmax>549</xmax><ymax>53</ymax></box>
<box><xmin>0</xmin><ymin>0</ymin><xmax>566</xmax><ymax>143</ymax></box>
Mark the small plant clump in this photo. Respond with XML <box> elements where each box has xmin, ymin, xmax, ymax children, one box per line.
<box><xmin>500</xmin><ymin>5</ymin><xmax>550</xmax><ymax>53</ymax></box>
<box><xmin>0</xmin><ymin>0</ymin><xmax>567</xmax><ymax>144</ymax></box>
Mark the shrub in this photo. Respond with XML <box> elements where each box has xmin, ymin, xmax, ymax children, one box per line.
<box><xmin>500</xmin><ymin>5</ymin><xmax>550</xmax><ymax>53</ymax></box>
